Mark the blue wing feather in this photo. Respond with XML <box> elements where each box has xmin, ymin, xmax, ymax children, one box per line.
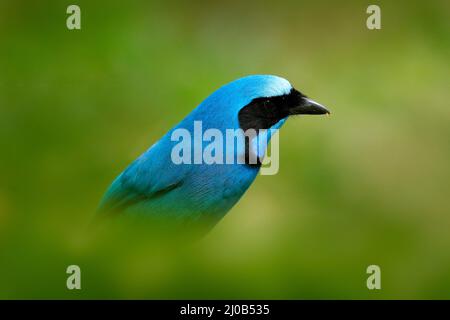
<box><xmin>97</xmin><ymin>139</ymin><xmax>188</xmax><ymax>216</ymax></box>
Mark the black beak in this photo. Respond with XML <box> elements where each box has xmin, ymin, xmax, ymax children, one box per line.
<box><xmin>289</xmin><ymin>97</ymin><xmax>330</xmax><ymax>115</ymax></box>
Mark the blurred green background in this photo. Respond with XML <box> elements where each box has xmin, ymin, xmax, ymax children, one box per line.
<box><xmin>0</xmin><ymin>0</ymin><xmax>449</xmax><ymax>299</ymax></box>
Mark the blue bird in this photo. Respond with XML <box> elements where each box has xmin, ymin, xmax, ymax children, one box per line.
<box><xmin>98</xmin><ymin>75</ymin><xmax>329</xmax><ymax>232</ymax></box>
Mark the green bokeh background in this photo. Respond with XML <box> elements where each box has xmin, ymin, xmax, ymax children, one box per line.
<box><xmin>0</xmin><ymin>0</ymin><xmax>449</xmax><ymax>299</ymax></box>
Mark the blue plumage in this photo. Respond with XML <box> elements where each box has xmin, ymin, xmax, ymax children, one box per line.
<box><xmin>98</xmin><ymin>75</ymin><xmax>329</xmax><ymax>229</ymax></box>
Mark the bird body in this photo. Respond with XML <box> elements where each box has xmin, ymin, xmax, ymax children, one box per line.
<box><xmin>98</xmin><ymin>75</ymin><xmax>329</xmax><ymax>230</ymax></box>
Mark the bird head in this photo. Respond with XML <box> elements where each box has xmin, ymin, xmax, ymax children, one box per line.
<box><xmin>176</xmin><ymin>75</ymin><xmax>330</xmax><ymax>168</ymax></box>
<box><xmin>231</xmin><ymin>75</ymin><xmax>330</xmax><ymax>167</ymax></box>
<box><xmin>235</xmin><ymin>75</ymin><xmax>330</xmax><ymax>133</ymax></box>
<box><xmin>207</xmin><ymin>75</ymin><xmax>329</xmax><ymax>163</ymax></box>
<box><xmin>196</xmin><ymin>75</ymin><xmax>329</xmax><ymax>131</ymax></box>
